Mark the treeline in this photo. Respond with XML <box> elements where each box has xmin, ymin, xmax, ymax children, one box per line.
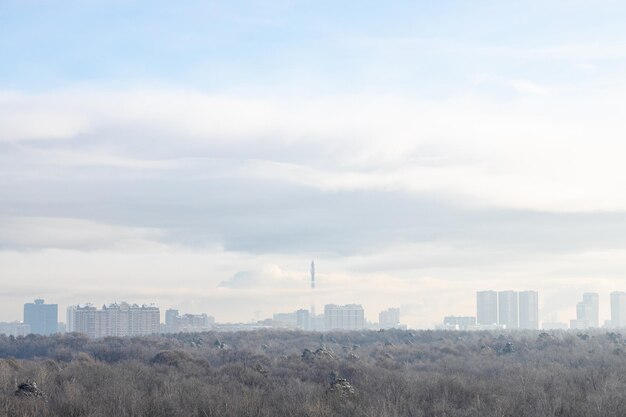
<box><xmin>2</xmin><ymin>329</ymin><xmax>626</xmax><ymax>416</ymax></box>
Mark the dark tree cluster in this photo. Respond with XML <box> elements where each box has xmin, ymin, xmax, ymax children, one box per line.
<box><xmin>1</xmin><ymin>329</ymin><xmax>626</xmax><ymax>416</ymax></box>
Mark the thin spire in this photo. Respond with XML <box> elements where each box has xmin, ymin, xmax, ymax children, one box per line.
<box><xmin>310</xmin><ymin>260</ymin><xmax>316</xmax><ymax>318</ymax></box>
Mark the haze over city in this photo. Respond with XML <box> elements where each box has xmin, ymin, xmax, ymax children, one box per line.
<box><xmin>3</xmin><ymin>1</ymin><xmax>626</xmax><ymax>328</ymax></box>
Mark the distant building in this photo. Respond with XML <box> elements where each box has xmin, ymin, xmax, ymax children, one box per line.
<box><xmin>66</xmin><ymin>305</ymin><xmax>77</xmax><ymax>332</ymax></box>
<box><xmin>57</xmin><ymin>322</ymin><xmax>67</xmax><ymax>334</ymax></box>
<box><xmin>570</xmin><ymin>303</ymin><xmax>585</xmax><ymax>329</ymax></box>
<box><xmin>174</xmin><ymin>313</ymin><xmax>215</xmax><ymax>332</ymax></box>
<box><xmin>498</xmin><ymin>291</ymin><xmax>519</xmax><ymax>329</ymax></box>
<box><xmin>569</xmin><ymin>316</ymin><xmax>586</xmax><ymax>330</ymax></box>
<box><xmin>611</xmin><ymin>292</ymin><xmax>626</xmax><ymax>328</ymax></box>
<box><xmin>571</xmin><ymin>293</ymin><xmax>599</xmax><ymax>329</ymax></box>
<box><xmin>0</xmin><ymin>322</ymin><xmax>31</xmax><ymax>337</ymax></box>
<box><xmin>23</xmin><ymin>299</ymin><xmax>58</xmax><ymax>335</ymax></box>
<box><xmin>296</xmin><ymin>309</ymin><xmax>311</xmax><ymax>330</ymax></box>
<box><xmin>311</xmin><ymin>314</ymin><xmax>325</xmax><ymax>331</ymax></box>
<box><xmin>272</xmin><ymin>312</ymin><xmax>297</xmax><ymax>328</ymax></box>
<box><xmin>583</xmin><ymin>293</ymin><xmax>599</xmax><ymax>328</ymax></box>
<box><xmin>162</xmin><ymin>309</ymin><xmax>216</xmax><ymax>334</ymax></box>
<box><xmin>443</xmin><ymin>316</ymin><xmax>476</xmax><ymax>330</ymax></box>
<box><xmin>72</xmin><ymin>304</ymin><xmax>97</xmax><ymax>336</ymax></box>
<box><xmin>69</xmin><ymin>302</ymin><xmax>160</xmax><ymax>338</ymax></box>
<box><xmin>379</xmin><ymin>308</ymin><xmax>400</xmax><ymax>329</ymax></box>
<box><xmin>476</xmin><ymin>291</ymin><xmax>498</xmax><ymax>325</ymax></box>
<box><xmin>519</xmin><ymin>291</ymin><xmax>539</xmax><ymax>330</ymax></box>
<box><xmin>165</xmin><ymin>309</ymin><xmax>179</xmax><ymax>333</ymax></box>
<box><xmin>324</xmin><ymin>304</ymin><xmax>365</xmax><ymax>331</ymax></box>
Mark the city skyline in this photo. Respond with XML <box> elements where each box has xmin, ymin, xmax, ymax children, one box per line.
<box><xmin>7</xmin><ymin>284</ymin><xmax>626</xmax><ymax>330</ymax></box>
<box><xmin>4</xmin><ymin>297</ymin><xmax>403</xmax><ymax>337</ymax></box>
<box><xmin>8</xmin><ymin>286</ymin><xmax>626</xmax><ymax>334</ymax></box>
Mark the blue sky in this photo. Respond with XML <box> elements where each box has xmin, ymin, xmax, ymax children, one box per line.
<box><xmin>3</xmin><ymin>1</ymin><xmax>626</xmax><ymax>93</ymax></box>
<box><xmin>2</xmin><ymin>1</ymin><xmax>626</xmax><ymax>327</ymax></box>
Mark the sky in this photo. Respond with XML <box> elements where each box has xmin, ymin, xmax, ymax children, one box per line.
<box><xmin>2</xmin><ymin>1</ymin><xmax>626</xmax><ymax>328</ymax></box>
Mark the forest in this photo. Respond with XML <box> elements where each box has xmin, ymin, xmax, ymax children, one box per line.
<box><xmin>1</xmin><ymin>329</ymin><xmax>626</xmax><ymax>417</ymax></box>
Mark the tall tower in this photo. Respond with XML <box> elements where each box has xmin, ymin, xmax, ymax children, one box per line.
<box><xmin>310</xmin><ymin>260</ymin><xmax>316</xmax><ymax>317</ymax></box>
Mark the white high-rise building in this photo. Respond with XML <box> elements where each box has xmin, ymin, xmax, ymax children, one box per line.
<box><xmin>519</xmin><ymin>291</ymin><xmax>539</xmax><ymax>330</ymax></box>
<box><xmin>69</xmin><ymin>302</ymin><xmax>160</xmax><ymax>338</ymax></box>
<box><xmin>296</xmin><ymin>309</ymin><xmax>311</xmax><ymax>330</ymax></box>
<box><xmin>379</xmin><ymin>308</ymin><xmax>400</xmax><ymax>329</ymax></box>
<box><xmin>73</xmin><ymin>304</ymin><xmax>97</xmax><ymax>337</ymax></box>
<box><xmin>66</xmin><ymin>305</ymin><xmax>77</xmax><ymax>332</ymax></box>
<box><xmin>498</xmin><ymin>291</ymin><xmax>519</xmax><ymax>329</ymax></box>
<box><xmin>324</xmin><ymin>304</ymin><xmax>365</xmax><ymax>331</ymax></box>
<box><xmin>611</xmin><ymin>292</ymin><xmax>626</xmax><ymax>328</ymax></box>
<box><xmin>164</xmin><ymin>309</ymin><xmax>179</xmax><ymax>333</ymax></box>
<box><xmin>583</xmin><ymin>293</ymin><xmax>599</xmax><ymax>328</ymax></box>
<box><xmin>476</xmin><ymin>291</ymin><xmax>498</xmax><ymax>325</ymax></box>
<box><xmin>570</xmin><ymin>293</ymin><xmax>599</xmax><ymax>329</ymax></box>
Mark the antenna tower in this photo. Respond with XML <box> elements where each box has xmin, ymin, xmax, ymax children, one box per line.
<box><xmin>310</xmin><ymin>260</ymin><xmax>316</xmax><ymax>317</ymax></box>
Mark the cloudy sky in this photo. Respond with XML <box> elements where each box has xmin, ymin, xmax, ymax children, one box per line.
<box><xmin>2</xmin><ymin>1</ymin><xmax>626</xmax><ymax>327</ymax></box>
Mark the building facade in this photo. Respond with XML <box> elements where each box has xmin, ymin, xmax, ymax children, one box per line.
<box><xmin>476</xmin><ymin>291</ymin><xmax>498</xmax><ymax>325</ymax></box>
<box><xmin>296</xmin><ymin>309</ymin><xmax>311</xmax><ymax>330</ymax></box>
<box><xmin>0</xmin><ymin>322</ymin><xmax>31</xmax><ymax>337</ymax></box>
<box><xmin>583</xmin><ymin>293</ymin><xmax>599</xmax><ymax>328</ymax></box>
<box><xmin>611</xmin><ymin>292</ymin><xmax>626</xmax><ymax>328</ymax></box>
<box><xmin>23</xmin><ymin>299</ymin><xmax>58</xmax><ymax>335</ymax></box>
<box><xmin>162</xmin><ymin>309</ymin><xmax>215</xmax><ymax>333</ymax></box>
<box><xmin>518</xmin><ymin>291</ymin><xmax>539</xmax><ymax>329</ymax></box>
<box><xmin>69</xmin><ymin>302</ymin><xmax>160</xmax><ymax>338</ymax></box>
<box><xmin>272</xmin><ymin>312</ymin><xmax>297</xmax><ymax>328</ymax></box>
<box><xmin>164</xmin><ymin>309</ymin><xmax>179</xmax><ymax>333</ymax></box>
<box><xmin>324</xmin><ymin>304</ymin><xmax>365</xmax><ymax>331</ymax></box>
<box><xmin>498</xmin><ymin>291</ymin><xmax>519</xmax><ymax>329</ymax></box>
<box><xmin>175</xmin><ymin>313</ymin><xmax>214</xmax><ymax>332</ymax></box>
<box><xmin>443</xmin><ymin>316</ymin><xmax>476</xmax><ymax>330</ymax></box>
<box><xmin>570</xmin><ymin>292</ymin><xmax>599</xmax><ymax>329</ymax></box>
<box><xmin>379</xmin><ymin>308</ymin><xmax>400</xmax><ymax>329</ymax></box>
<box><xmin>66</xmin><ymin>305</ymin><xmax>77</xmax><ymax>332</ymax></box>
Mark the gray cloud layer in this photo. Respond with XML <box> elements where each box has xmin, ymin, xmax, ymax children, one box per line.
<box><xmin>2</xmin><ymin>90</ymin><xmax>626</xmax><ymax>326</ymax></box>
<box><xmin>3</xmin><ymin>173</ymin><xmax>626</xmax><ymax>257</ymax></box>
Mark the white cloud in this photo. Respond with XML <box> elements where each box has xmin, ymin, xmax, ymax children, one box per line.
<box><xmin>509</xmin><ymin>79</ymin><xmax>549</xmax><ymax>95</ymax></box>
<box><xmin>0</xmin><ymin>92</ymin><xmax>90</xmax><ymax>141</ymax></box>
<box><xmin>578</xmin><ymin>63</ymin><xmax>598</xmax><ymax>71</ymax></box>
<box><xmin>4</xmin><ymin>88</ymin><xmax>626</xmax><ymax>213</ymax></box>
<box><xmin>0</xmin><ymin>216</ymin><xmax>165</xmax><ymax>251</ymax></box>
<box><xmin>219</xmin><ymin>264</ymin><xmax>304</xmax><ymax>288</ymax></box>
